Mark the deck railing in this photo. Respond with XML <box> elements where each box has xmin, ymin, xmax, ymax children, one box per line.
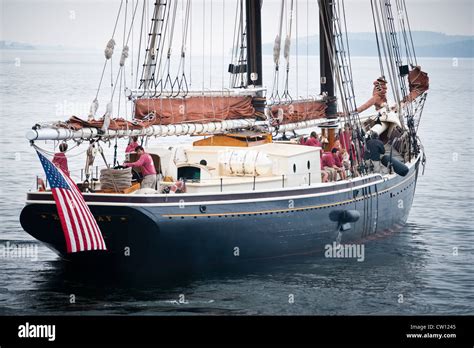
<box><xmin>36</xmin><ymin>166</ymin><xmax>364</xmax><ymax>194</ymax></box>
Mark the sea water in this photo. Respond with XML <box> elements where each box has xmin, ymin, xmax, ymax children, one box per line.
<box><xmin>0</xmin><ymin>50</ymin><xmax>472</xmax><ymax>315</ymax></box>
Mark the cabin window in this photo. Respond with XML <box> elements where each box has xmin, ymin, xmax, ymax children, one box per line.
<box><xmin>178</xmin><ymin>166</ymin><xmax>201</xmax><ymax>182</ymax></box>
<box><xmin>307</xmin><ymin>161</ymin><xmax>311</xmax><ymax>170</ymax></box>
<box><xmin>293</xmin><ymin>164</ymin><xmax>296</xmax><ymax>173</ymax></box>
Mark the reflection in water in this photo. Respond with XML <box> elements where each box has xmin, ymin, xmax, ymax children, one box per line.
<box><xmin>4</xmin><ymin>224</ymin><xmax>460</xmax><ymax>315</ymax></box>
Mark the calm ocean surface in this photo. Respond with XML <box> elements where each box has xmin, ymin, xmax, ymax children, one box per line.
<box><xmin>0</xmin><ymin>50</ymin><xmax>473</xmax><ymax>315</ymax></box>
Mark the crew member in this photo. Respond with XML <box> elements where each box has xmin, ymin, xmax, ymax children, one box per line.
<box><xmin>321</xmin><ymin>151</ymin><xmax>338</xmax><ymax>181</ymax></box>
<box><xmin>305</xmin><ymin>132</ymin><xmax>322</xmax><ymax>147</ymax></box>
<box><xmin>341</xmin><ymin>148</ymin><xmax>351</xmax><ymax>172</ymax></box>
<box><xmin>124</xmin><ymin>146</ymin><xmax>157</xmax><ymax>189</ymax></box>
<box><xmin>331</xmin><ymin>148</ymin><xmax>346</xmax><ymax>180</ymax></box>
<box><xmin>340</xmin><ymin>123</ymin><xmax>359</xmax><ymax>177</ymax></box>
<box><xmin>364</xmin><ymin>132</ymin><xmax>385</xmax><ymax>172</ymax></box>
<box><xmin>320</xmin><ymin>160</ymin><xmax>329</xmax><ymax>183</ymax></box>
<box><xmin>52</xmin><ymin>143</ymin><xmax>70</xmax><ymax>176</ymax></box>
<box><xmin>125</xmin><ymin>136</ymin><xmax>139</xmax><ymax>153</ymax></box>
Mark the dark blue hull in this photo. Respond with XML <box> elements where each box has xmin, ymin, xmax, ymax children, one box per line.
<box><xmin>20</xmin><ymin>157</ymin><xmax>420</xmax><ymax>271</ymax></box>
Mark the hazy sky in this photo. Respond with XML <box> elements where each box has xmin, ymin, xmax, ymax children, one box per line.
<box><xmin>1</xmin><ymin>0</ymin><xmax>473</xmax><ymax>52</ymax></box>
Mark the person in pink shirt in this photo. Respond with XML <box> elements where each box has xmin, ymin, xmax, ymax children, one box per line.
<box><xmin>304</xmin><ymin>132</ymin><xmax>327</xmax><ymax>182</ymax></box>
<box><xmin>320</xmin><ymin>158</ymin><xmax>329</xmax><ymax>183</ymax></box>
<box><xmin>340</xmin><ymin>123</ymin><xmax>359</xmax><ymax>177</ymax></box>
<box><xmin>305</xmin><ymin>132</ymin><xmax>322</xmax><ymax>147</ymax></box>
<box><xmin>52</xmin><ymin>143</ymin><xmax>70</xmax><ymax>176</ymax></box>
<box><xmin>322</xmin><ymin>149</ymin><xmax>346</xmax><ymax>181</ymax></box>
<box><xmin>331</xmin><ymin>148</ymin><xmax>346</xmax><ymax>180</ymax></box>
<box><xmin>321</xmin><ymin>151</ymin><xmax>337</xmax><ymax>181</ymax></box>
<box><xmin>124</xmin><ymin>146</ymin><xmax>157</xmax><ymax>189</ymax></box>
<box><xmin>125</xmin><ymin>136</ymin><xmax>139</xmax><ymax>154</ymax></box>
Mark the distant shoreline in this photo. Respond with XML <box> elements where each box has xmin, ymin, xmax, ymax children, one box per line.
<box><xmin>262</xmin><ymin>31</ymin><xmax>474</xmax><ymax>58</ymax></box>
<box><xmin>2</xmin><ymin>31</ymin><xmax>473</xmax><ymax>57</ymax></box>
<box><xmin>1</xmin><ymin>49</ymin><xmax>472</xmax><ymax>60</ymax></box>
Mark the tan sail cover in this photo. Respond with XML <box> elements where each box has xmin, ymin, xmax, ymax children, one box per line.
<box><xmin>134</xmin><ymin>96</ymin><xmax>255</xmax><ymax>124</ymax></box>
<box><xmin>270</xmin><ymin>100</ymin><xmax>326</xmax><ymax>125</ymax></box>
<box><xmin>403</xmin><ymin>66</ymin><xmax>429</xmax><ymax>103</ymax></box>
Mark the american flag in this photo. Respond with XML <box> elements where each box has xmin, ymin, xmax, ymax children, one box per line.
<box><xmin>37</xmin><ymin>150</ymin><xmax>107</xmax><ymax>253</ymax></box>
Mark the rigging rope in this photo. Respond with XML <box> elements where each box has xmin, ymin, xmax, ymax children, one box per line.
<box><xmin>229</xmin><ymin>0</ymin><xmax>246</xmax><ymax>89</ymax></box>
<box><xmin>130</xmin><ymin>0</ymin><xmax>134</xmax><ymax>86</ymax></box>
<box><xmin>110</xmin><ymin>0</ymin><xmax>140</xmax><ymax>101</ymax></box>
<box><xmin>374</xmin><ymin>0</ymin><xmax>401</xmax><ymax>109</ymax></box>
<box><xmin>162</xmin><ymin>0</ymin><xmax>179</xmax><ymax>96</ymax></box>
<box><xmin>202</xmin><ymin>0</ymin><xmax>206</xmax><ymax>92</ymax></box>
<box><xmin>32</xmin><ymin>143</ymin><xmax>85</xmax><ymax>158</ymax></box>
<box><xmin>370</xmin><ymin>0</ymin><xmax>385</xmax><ymax>79</ymax></box>
<box><xmin>139</xmin><ymin>0</ymin><xmax>157</xmax><ymax>90</ymax></box>
<box><xmin>229</xmin><ymin>0</ymin><xmax>239</xmax><ymax>88</ymax></box>
<box><xmin>90</xmin><ymin>0</ymin><xmax>124</xmax><ymax>120</ymax></box>
<box><xmin>281</xmin><ymin>0</ymin><xmax>294</xmax><ymax>103</ymax></box>
<box><xmin>209</xmin><ymin>0</ymin><xmax>213</xmax><ymax>89</ymax></box>
<box><xmin>318</xmin><ymin>0</ymin><xmax>367</xmax><ymax>170</ymax></box>
<box><xmin>306</xmin><ymin>0</ymin><xmax>309</xmax><ymax>98</ymax></box>
<box><xmin>139</xmin><ymin>0</ymin><xmax>168</xmax><ymax>93</ymax></box>
<box><xmin>135</xmin><ymin>0</ymin><xmax>146</xmax><ymax>89</ymax></box>
<box><xmin>401</xmin><ymin>0</ymin><xmax>417</xmax><ymax>66</ymax></box>
<box><xmin>174</xmin><ymin>0</ymin><xmax>191</xmax><ymax>96</ymax></box>
<box><xmin>93</xmin><ymin>0</ymin><xmax>139</xmax><ymax>134</ymax></box>
<box><xmin>237</xmin><ymin>0</ymin><xmax>246</xmax><ymax>88</ymax></box>
<box><xmin>269</xmin><ymin>0</ymin><xmax>285</xmax><ymax>104</ymax></box>
<box><xmin>381</xmin><ymin>1</ymin><xmax>405</xmax><ymax>100</ymax></box>
<box><xmin>221</xmin><ymin>0</ymin><xmax>225</xmax><ymax>91</ymax></box>
<box><xmin>189</xmin><ymin>0</ymin><xmax>193</xmax><ymax>88</ymax></box>
<box><xmin>117</xmin><ymin>0</ymin><xmax>129</xmax><ymax>121</ymax></box>
<box><xmin>153</xmin><ymin>1</ymin><xmax>173</xmax><ymax>96</ymax></box>
<box><xmin>340</xmin><ymin>0</ymin><xmax>357</xmax><ymax>112</ymax></box>
<box><xmin>295</xmin><ymin>0</ymin><xmax>299</xmax><ymax>99</ymax></box>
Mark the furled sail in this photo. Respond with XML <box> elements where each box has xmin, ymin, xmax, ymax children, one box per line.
<box><xmin>403</xmin><ymin>66</ymin><xmax>429</xmax><ymax>103</ymax></box>
<box><xmin>269</xmin><ymin>100</ymin><xmax>327</xmax><ymax>125</ymax></box>
<box><xmin>66</xmin><ymin>116</ymin><xmax>153</xmax><ymax>131</ymax></box>
<box><xmin>134</xmin><ymin>96</ymin><xmax>256</xmax><ymax>124</ymax></box>
<box><xmin>26</xmin><ymin>118</ymin><xmax>258</xmax><ymax>141</ymax></box>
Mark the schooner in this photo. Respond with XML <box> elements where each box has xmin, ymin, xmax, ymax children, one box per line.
<box><xmin>21</xmin><ymin>0</ymin><xmax>429</xmax><ymax>271</ymax></box>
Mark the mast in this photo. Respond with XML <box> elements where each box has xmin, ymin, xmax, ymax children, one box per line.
<box><xmin>245</xmin><ymin>0</ymin><xmax>263</xmax><ymax>87</ymax></box>
<box><xmin>319</xmin><ymin>0</ymin><xmax>336</xmax><ymax>116</ymax></box>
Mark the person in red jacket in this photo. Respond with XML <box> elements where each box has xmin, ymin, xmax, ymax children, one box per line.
<box><xmin>52</xmin><ymin>143</ymin><xmax>69</xmax><ymax>176</ymax></box>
